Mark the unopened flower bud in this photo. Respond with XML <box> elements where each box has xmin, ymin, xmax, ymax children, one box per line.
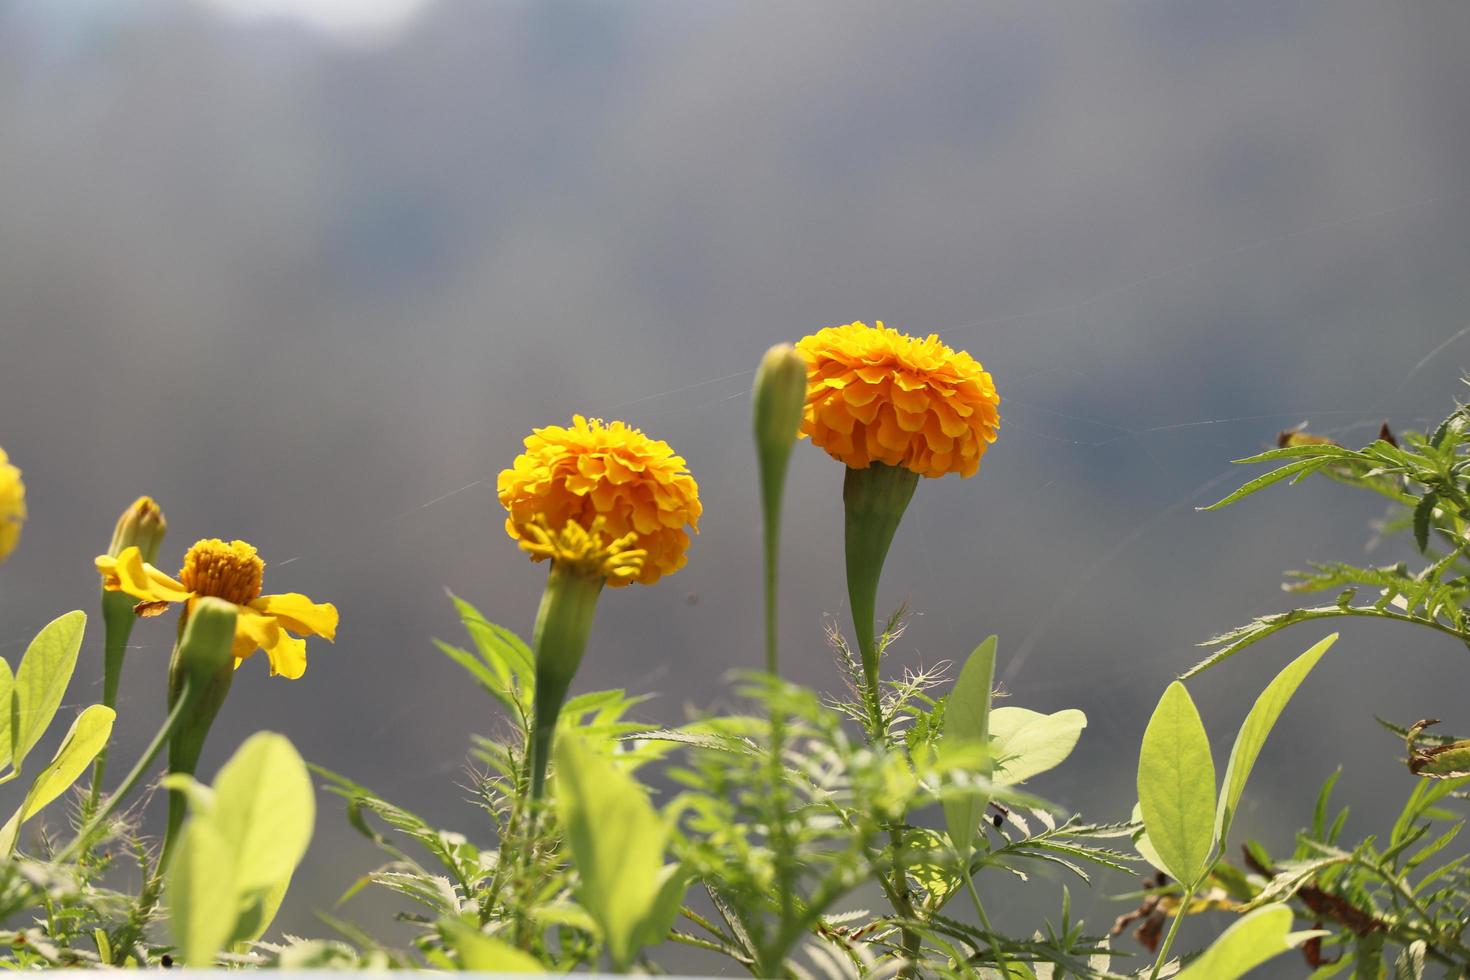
<box><xmin>753</xmin><ymin>344</ymin><xmax>808</xmax><ymax>472</ymax></box>
<box><xmin>107</xmin><ymin>496</ymin><xmax>167</xmax><ymax>566</ymax></box>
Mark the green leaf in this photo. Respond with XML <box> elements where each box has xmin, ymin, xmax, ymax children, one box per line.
<box><xmin>1129</xmin><ymin>802</ymin><xmax>1170</xmax><ymax>876</ymax></box>
<box><xmin>1215</xmin><ymin>635</ymin><xmax>1335</xmax><ymax>845</ymax></box>
<box><xmin>990</xmin><ymin>706</ymin><xmax>1087</xmax><ymax>786</ymax></box>
<box><xmin>12</xmin><ymin>611</ymin><xmax>85</xmax><ymax>771</ymax></box>
<box><xmin>0</xmin><ymin>704</ymin><xmax>115</xmax><ymax>854</ymax></box>
<box><xmin>1174</xmin><ymin>904</ymin><xmax>1322</xmax><ymax>980</ymax></box>
<box><xmin>1412</xmin><ymin>494</ymin><xmax>1437</xmax><ymax>554</ymax></box>
<box><xmin>210</xmin><ymin>732</ymin><xmax>315</xmax><ymax>893</ymax></box>
<box><xmin>168</xmin><ymin>819</ymin><xmax>239</xmax><ymax>967</ymax></box>
<box><xmin>554</xmin><ymin>734</ymin><xmax>672</xmax><ymax>972</ymax></box>
<box><xmin>1137</xmin><ymin>681</ymin><xmax>1217</xmax><ymax>887</ymax></box>
<box><xmin>943</xmin><ymin>636</ymin><xmax>997</xmax><ymax>863</ymax></box>
<box><xmin>1199</xmin><ymin>458</ymin><xmax>1337</xmax><ymax>511</ymax></box>
<box><xmin>443</xmin><ymin>920</ymin><xmax>545</xmax><ymax>972</ymax></box>
<box><xmin>0</xmin><ymin>658</ymin><xmax>14</xmax><ymax>775</ymax></box>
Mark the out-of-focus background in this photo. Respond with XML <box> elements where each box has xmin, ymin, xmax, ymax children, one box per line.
<box><xmin>3</xmin><ymin>0</ymin><xmax>1469</xmax><ymax>966</ymax></box>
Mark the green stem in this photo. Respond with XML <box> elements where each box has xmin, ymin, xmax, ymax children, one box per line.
<box><xmin>87</xmin><ymin>590</ymin><xmax>138</xmax><ymax>816</ymax></box>
<box><xmin>843</xmin><ymin>464</ymin><xmax>918</xmax><ymax>690</ymax></box>
<box><xmin>963</xmin><ymin>869</ymin><xmax>1012</xmax><ymax>980</ymax></box>
<box><xmin>55</xmin><ymin>680</ymin><xmax>193</xmax><ymax>866</ymax></box>
<box><xmin>528</xmin><ymin>563</ymin><xmax>603</xmax><ymax>801</ymax></box>
<box><xmin>1148</xmin><ymin>882</ymin><xmax>1195</xmax><ymax>980</ymax></box>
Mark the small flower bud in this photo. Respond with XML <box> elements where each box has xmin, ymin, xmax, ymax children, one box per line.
<box><xmin>752</xmin><ymin>343</ymin><xmax>808</xmax><ymax>471</ymax></box>
<box><xmin>107</xmin><ymin>496</ymin><xmax>167</xmax><ymax>566</ymax></box>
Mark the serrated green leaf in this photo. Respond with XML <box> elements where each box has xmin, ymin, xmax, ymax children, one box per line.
<box><xmin>1412</xmin><ymin>494</ymin><xmax>1437</xmax><ymax>554</ymax></box>
<box><xmin>1174</xmin><ymin>904</ymin><xmax>1319</xmax><ymax>980</ymax></box>
<box><xmin>1199</xmin><ymin>459</ymin><xmax>1326</xmax><ymax>511</ymax></box>
<box><xmin>13</xmin><ymin>611</ymin><xmax>85</xmax><ymax>772</ymax></box>
<box><xmin>943</xmin><ymin>636</ymin><xmax>996</xmax><ymax>863</ymax></box>
<box><xmin>0</xmin><ymin>703</ymin><xmax>115</xmax><ymax>854</ymax></box>
<box><xmin>990</xmin><ymin>706</ymin><xmax>1087</xmax><ymax>786</ymax></box>
<box><xmin>1215</xmin><ymin>635</ymin><xmax>1335</xmax><ymax>846</ymax></box>
<box><xmin>555</xmin><ymin>734</ymin><xmax>672</xmax><ymax>972</ymax></box>
<box><xmin>1138</xmin><ymin>681</ymin><xmax>1217</xmax><ymax>887</ymax></box>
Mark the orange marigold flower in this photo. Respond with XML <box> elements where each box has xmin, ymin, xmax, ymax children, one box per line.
<box><xmin>796</xmin><ymin>320</ymin><xmax>1000</xmax><ymax>478</ymax></box>
<box><xmin>497</xmin><ymin>415</ymin><xmax>701</xmax><ymax>586</ymax></box>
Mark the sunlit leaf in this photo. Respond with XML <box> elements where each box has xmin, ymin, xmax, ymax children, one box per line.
<box><xmin>168</xmin><ymin>819</ymin><xmax>238</xmax><ymax>967</ymax></box>
<box><xmin>990</xmin><ymin>706</ymin><xmax>1087</xmax><ymax>787</ymax></box>
<box><xmin>0</xmin><ymin>704</ymin><xmax>115</xmax><ymax>854</ymax></box>
<box><xmin>1137</xmin><ymin>681</ymin><xmax>1216</xmax><ymax>887</ymax></box>
<box><xmin>1174</xmin><ymin>904</ymin><xmax>1322</xmax><ymax>980</ymax></box>
<box><xmin>1215</xmin><ymin>635</ymin><xmax>1334</xmax><ymax>844</ymax></box>
<box><xmin>13</xmin><ymin>611</ymin><xmax>85</xmax><ymax>772</ymax></box>
<box><xmin>943</xmin><ymin>636</ymin><xmax>996</xmax><ymax>863</ymax></box>
<box><xmin>554</xmin><ymin>734</ymin><xmax>674</xmax><ymax>971</ymax></box>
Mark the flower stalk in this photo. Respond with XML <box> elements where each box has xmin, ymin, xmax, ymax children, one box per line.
<box><xmin>753</xmin><ymin>343</ymin><xmax>808</xmax><ymax>676</ymax></box>
<box><xmin>528</xmin><ymin>561</ymin><xmax>605</xmax><ymax>801</ymax></box>
<box><xmin>90</xmin><ymin>497</ymin><xmax>167</xmax><ymax>811</ymax></box>
<box><xmin>843</xmin><ymin>462</ymin><xmax>919</xmax><ymax>697</ymax></box>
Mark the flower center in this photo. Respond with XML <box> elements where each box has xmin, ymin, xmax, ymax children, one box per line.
<box><xmin>517</xmin><ymin>516</ymin><xmax>646</xmax><ymax>582</ymax></box>
<box><xmin>179</xmin><ymin>538</ymin><xmax>265</xmax><ymax>605</ymax></box>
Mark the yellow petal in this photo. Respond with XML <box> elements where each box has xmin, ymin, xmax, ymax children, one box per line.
<box><xmin>250</xmin><ymin>593</ymin><xmax>338</xmax><ymax>641</ymax></box>
<box><xmin>232</xmin><ymin>605</ymin><xmax>276</xmax><ymax>661</ymax></box>
<box><xmin>97</xmin><ymin>548</ymin><xmax>193</xmax><ymax>603</ymax></box>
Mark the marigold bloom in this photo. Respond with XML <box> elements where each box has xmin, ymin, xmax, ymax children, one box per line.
<box><xmin>498</xmin><ymin>415</ymin><xmax>701</xmax><ymax>586</ymax></box>
<box><xmin>95</xmin><ymin>538</ymin><xmax>337</xmax><ymax>679</ymax></box>
<box><xmin>0</xmin><ymin>446</ymin><xmax>25</xmax><ymax>564</ymax></box>
<box><xmin>796</xmin><ymin>321</ymin><xmax>1000</xmax><ymax>478</ymax></box>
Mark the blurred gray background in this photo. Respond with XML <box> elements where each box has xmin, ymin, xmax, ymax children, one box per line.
<box><xmin>2</xmin><ymin>0</ymin><xmax>1470</xmax><ymax>970</ymax></box>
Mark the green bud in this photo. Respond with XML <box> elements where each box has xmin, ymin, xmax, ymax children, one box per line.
<box><xmin>107</xmin><ymin>496</ymin><xmax>167</xmax><ymax>565</ymax></box>
<box><xmin>752</xmin><ymin>344</ymin><xmax>808</xmax><ymax>471</ymax></box>
<box><xmin>752</xmin><ymin>344</ymin><xmax>808</xmax><ymax>677</ymax></box>
<box><xmin>164</xmin><ymin>597</ymin><xmax>238</xmax><ymax>859</ymax></box>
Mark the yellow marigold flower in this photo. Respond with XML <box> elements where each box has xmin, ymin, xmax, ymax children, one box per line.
<box><xmin>796</xmin><ymin>320</ymin><xmax>1000</xmax><ymax>478</ymax></box>
<box><xmin>0</xmin><ymin>446</ymin><xmax>23</xmax><ymax>564</ymax></box>
<box><xmin>95</xmin><ymin>538</ymin><xmax>337</xmax><ymax>679</ymax></box>
<box><xmin>498</xmin><ymin>415</ymin><xmax>701</xmax><ymax>586</ymax></box>
<box><xmin>517</xmin><ymin>516</ymin><xmax>647</xmax><ymax>583</ymax></box>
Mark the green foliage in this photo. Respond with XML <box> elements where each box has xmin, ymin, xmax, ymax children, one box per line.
<box><xmin>1215</xmin><ymin>633</ymin><xmax>1335</xmax><ymax>844</ymax></box>
<box><xmin>1192</xmin><ymin>402</ymin><xmax>1470</xmax><ymax>676</ymax></box>
<box><xmin>0</xmin><ymin>703</ymin><xmax>115</xmax><ymax>854</ymax></box>
<box><xmin>943</xmin><ymin>636</ymin><xmax>996</xmax><ymax>864</ymax></box>
<box><xmin>1137</xmin><ymin>682</ymin><xmax>1216</xmax><ymax>888</ymax></box>
<box><xmin>554</xmin><ymin>734</ymin><xmax>686</xmax><ymax>971</ymax></box>
<box><xmin>166</xmin><ymin>732</ymin><xmax>315</xmax><ymax>967</ymax></box>
<box><xmin>1173</xmin><ymin>904</ymin><xmax>1322</xmax><ymax>980</ymax></box>
<box><xmin>9</xmin><ymin>610</ymin><xmax>86</xmax><ymax>776</ymax></box>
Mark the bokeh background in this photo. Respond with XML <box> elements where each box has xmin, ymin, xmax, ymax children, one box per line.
<box><xmin>3</xmin><ymin>0</ymin><xmax>1470</xmax><ymax>970</ymax></box>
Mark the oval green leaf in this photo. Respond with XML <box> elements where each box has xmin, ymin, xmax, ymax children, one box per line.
<box><xmin>1215</xmin><ymin>634</ymin><xmax>1335</xmax><ymax>845</ymax></box>
<box><xmin>0</xmin><ymin>704</ymin><xmax>115</xmax><ymax>854</ymax></box>
<box><xmin>1137</xmin><ymin>681</ymin><xmax>1216</xmax><ymax>887</ymax></box>
<box><xmin>942</xmin><ymin>636</ymin><xmax>997</xmax><ymax>863</ymax></box>
<box><xmin>13</xmin><ymin>611</ymin><xmax>86</xmax><ymax>771</ymax></box>
<box><xmin>990</xmin><ymin>706</ymin><xmax>1087</xmax><ymax>786</ymax></box>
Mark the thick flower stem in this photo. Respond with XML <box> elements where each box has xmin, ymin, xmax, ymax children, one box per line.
<box><xmin>86</xmin><ymin>590</ymin><xmax>140</xmax><ymax>815</ymax></box>
<box><xmin>528</xmin><ymin>562</ymin><xmax>604</xmax><ymax>802</ymax></box>
<box><xmin>844</xmin><ymin>464</ymin><xmax>919</xmax><ymax>687</ymax></box>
